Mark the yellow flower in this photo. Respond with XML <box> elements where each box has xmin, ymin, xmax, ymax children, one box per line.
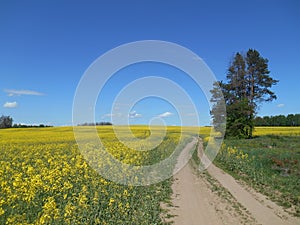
<box><xmin>63</xmin><ymin>181</ymin><xmax>73</xmax><ymax>190</ymax></box>
<box><xmin>41</xmin><ymin>196</ymin><xmax>60</xmax><ymax>220</ymax></box>
<box><xmin>0</xmin><ymin>199</ymin><xmax>5</xmax><ymax>205</ymax></box>
<box><xmin>0</xmin><ymin>207</ymin><xmax>4</xmax><ymax>216</ymax></box>
<box><xmin>38</xmin><ymin>214</ymin><xmax>51</xmax><ymax>224</ymax></box>
<box><xmin>64</xmin><ymin>202</ymin><xmax>75</xmax><ymax>218</ymax></box>
<box><xmin>241</xmin><ymin>153</ymin><xmax>248</xmax><ymax>160</ymax></box>
<box><xmin>78</xmin><ymin>194</ymin><xmax>88</xmax><ymax>207</ymax></box>
<box><xmin>108</xmin><ymin>198</ymin><xmax>115</xmax><ymax>206</ymax></box>
<box><xmin>93</xmin><ymin>191</ymin><xmax>99</xmax><ymax>203</ymax></box>
<box><xmin>94</xmin><ymin>217</ymin><xmax>101</xmax><ymax>224</ymax></box>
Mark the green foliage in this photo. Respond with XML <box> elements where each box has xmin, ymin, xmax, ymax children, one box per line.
<box><xmin>211</xmin><ymin>49</ymin><xmax>278</xmax><ymax>138</ymax></box>
<box><xmin>225</xmin><ymin>98</ymin><xmax>254</xmax><ymax>139</ymax></box>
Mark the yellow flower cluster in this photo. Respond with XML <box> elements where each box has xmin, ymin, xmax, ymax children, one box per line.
<box><xmin>221</xmin><ymin>144</ymin><xmax>249</xmax><ymax>160</ymax></box>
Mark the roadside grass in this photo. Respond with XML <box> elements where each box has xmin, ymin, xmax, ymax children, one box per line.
<box><xmin>209</xmin><ymin>127</ymin><xmax>300</xmax><ymax>216</ymax></box>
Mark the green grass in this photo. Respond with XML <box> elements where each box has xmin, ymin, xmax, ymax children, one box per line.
<box><xmin>213</xmin><ymin>131</ymin><xmax>300</xmax><ymax>216</ymax></box>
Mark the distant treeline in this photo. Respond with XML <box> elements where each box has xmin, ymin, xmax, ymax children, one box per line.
<box><xmin>12</xmin><ymin>124</ymin><xmax>53</xmax><ymax>128</ymax></box>
<box><xmin>78</xmin><ymin>122</ymin><xmax>112</xmax><ymax>126</ymax></box>
<box><xmin>254</xmin><ymin>114</ymin><xmax>300</xmax><ymax>126</ymax></box>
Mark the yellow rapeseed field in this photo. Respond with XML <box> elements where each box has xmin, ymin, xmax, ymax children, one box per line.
<box><xmin>254</xmin><ymin>126</ymin><xmax>300</xmax><ymax>136</ymax></box>
<box><xmin>0</xmin><ymin>126</ymin><xmax>196</xmax><ymax>225</ymax></box>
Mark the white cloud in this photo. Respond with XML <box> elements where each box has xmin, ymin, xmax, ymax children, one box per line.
<box><xmin>3</xmin><ymin>101</ymin><xmax>17</xmax><ymax>108</ymax></box>
<box><xmin>129</xmin><ymin>111</ymin><xmax>142</xmax><ymax>119</ymax></box>
<box><xmin>277</xmin><ymin>104</ymin><xmax>285</xmax><ymax>108</ymax></box>
<box><xmin>158</xmin><ymin>111</ymin><xmax>173</xmax><ymax>118</ymax></box>
<box><xmin>4</xmin><ymin>89</ymin><xmax>44</xmax><ymax>96</ymax></box>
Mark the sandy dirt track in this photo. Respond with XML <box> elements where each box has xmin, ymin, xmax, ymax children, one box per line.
<box><xmin>162</xmin><ymin>138</ymin><xmax>300</xmax><ymax>225</ymax></box>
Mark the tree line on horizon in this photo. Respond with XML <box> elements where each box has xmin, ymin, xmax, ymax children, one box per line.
<box><xmin>254</xmin><ymin>114</ymin><xmax>300</xmax><ymax>126</ymax></box>
<box><xmin>0</xmin><ymin>115</ymin><xmax>52</xmax><ymax>128</ymax></box>
<box><xmin>12</xmin><ymin>124</ymin><xmax>53</xmax><ymax>128</ymax></box>
<box><xmin>0</xmin><ymin>115</ymin><xmax>113</xmax><ymax>128</ymax></box>
<box><xmin>78</xmin><ymin>122</ymin><xmax>113</xmax><ymax>126</ymax></box>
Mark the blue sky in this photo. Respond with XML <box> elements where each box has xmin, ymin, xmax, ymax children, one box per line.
<box><xmin>0</xmin><ymin>0</ymin><xmax>299</xmax><ymax>126</ymax></box>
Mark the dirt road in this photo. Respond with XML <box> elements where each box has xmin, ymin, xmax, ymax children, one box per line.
<box><xmin>163</xmin><ymin>139</ymin><xmax>300</xmax><ymax>225</ymax></box>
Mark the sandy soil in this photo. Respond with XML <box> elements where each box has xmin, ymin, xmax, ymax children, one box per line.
<box><xmin>162</xmin><ymin>138</ymin><xmax>300</xmax><ymax>225</ymax></box>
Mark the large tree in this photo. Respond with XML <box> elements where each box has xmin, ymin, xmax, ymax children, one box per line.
<box><xmin>211</xmin><ymin>49</ymin><xmax>278</xmax><ymax>138</ymax></box>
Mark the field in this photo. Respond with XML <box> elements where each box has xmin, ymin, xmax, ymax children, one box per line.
<box><xmin>1</xmin><ymin>126</ymin><xmax>299</xmax><ymax>224</ymax></box>
<box><xmin>210</xmin><ymin>127</ymin><xmax>300</xmax><ymax>216</ymax></box>
<box><xmin>0</xmin><ymin>126</ymin><xmax>196</xmax><ymax>225</ymax></box>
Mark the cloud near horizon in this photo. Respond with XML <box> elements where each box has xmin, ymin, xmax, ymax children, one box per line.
<box><xmin>158</xmin><ymin>111</ymin><xmax>173</xmax><ymax>118</ymax></box>
<box><xmin>3</xmin><ymin>101</ymin><xmax>18</xmax><ymax>108</ymax></box>
<box><xmin>4</xmin><ymin>89</ymin><xmax>44</xmax><ymax>96</ymax></box>
<box><xmin>277</xmin><ymin>103</ymin><xmax>285</xmax><ymax>108</ymax></box>
<box><xmin>129</xmin><ymin>111</ymin><xmax>142</xmax><ymax>119</ymax></box>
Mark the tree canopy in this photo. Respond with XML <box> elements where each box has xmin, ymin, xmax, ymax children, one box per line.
<box><xmin>211</xmin><ymin>49</ymin><xmax>278</xmax><ymax>138</ymax></box>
